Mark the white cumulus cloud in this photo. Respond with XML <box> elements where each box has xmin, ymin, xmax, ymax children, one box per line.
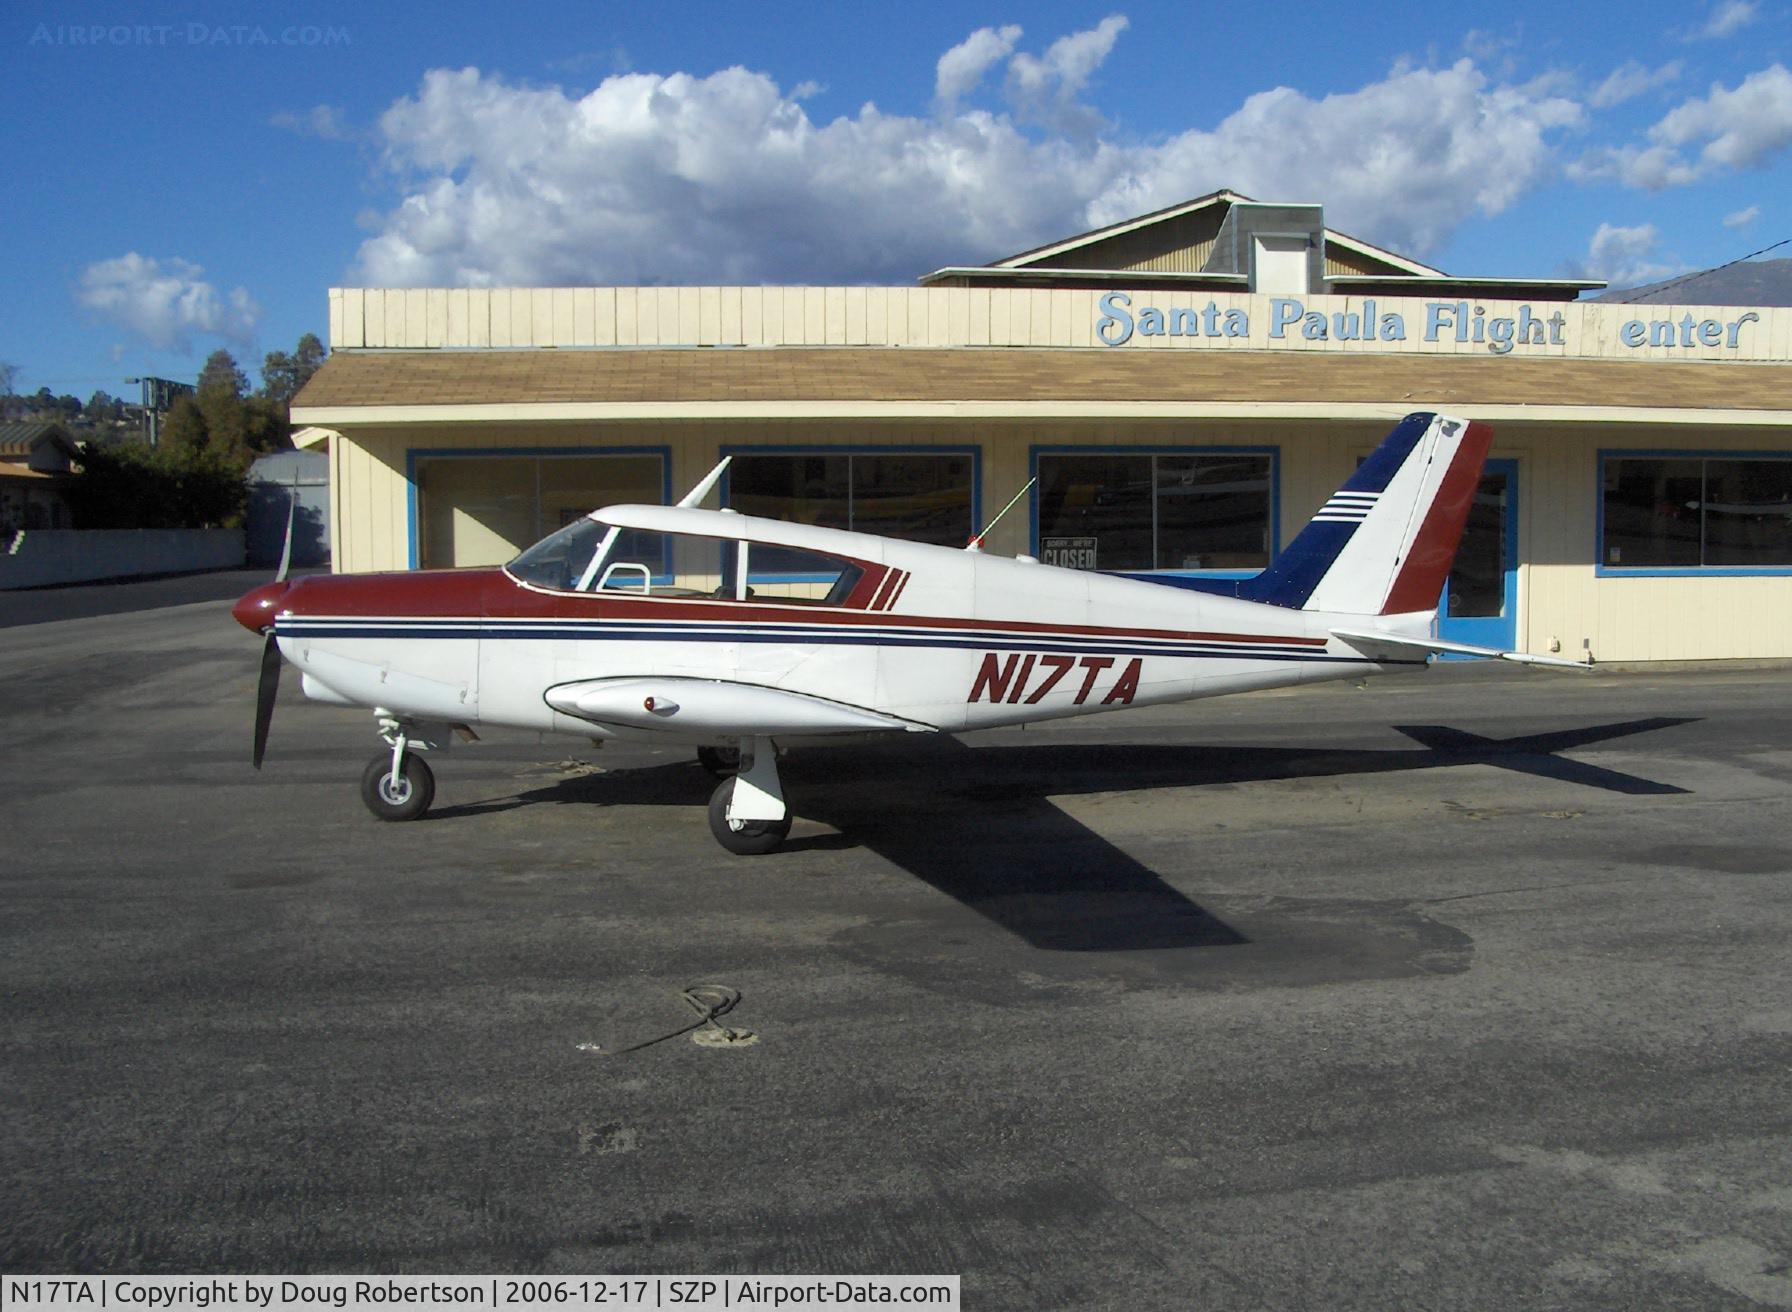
<box><xmin>1589</xmin><ymin>60</ymin><xmax>1683</xmax><ymax>109</ymax></box>
<box><xmin>1572</xmin><ymin>222</ymin><xmax>1684</xmax><ymax>287</ymax></box>
<box><xmin>1696</xmin><ymin>1</ymin><xmax>1757</xmax><ymax>40</ymax></box>
<box><xmin>1654</xmin><ymin>64</ymin><xmax>1792</xmax><ymax>171</ymax></box>
<box><xmin>351</xmin><ymin>28</ymin><xmax>1598</xmax><ymax>289</ymax></box>
<box><xmin>935</xmin><ymin>24</ymin><xmax>1021</xmax><ymax>107</ymax></box>
<box><xmin>270</xmin><ymin>104</ymin><xmax>355</xmax><ymax>141</ymax></box>
<box><xmin>1003</xmin><ymin>14</ymin><xmax>1128</xmax><ymax>135</ymax></box>
<box><xmin>76</xmin><ymin>253</ymin><xmax>261</xmax><ymax>352</ymax></box>
<box><xmin>1724</xmin><ymin>204</ymin><xmax>1761</xmax><ymax>227</ymax></box>
<box><xmin>1572</xmin><ymin>64</ymin><xmax>1792</xmax><ymax>187</ymax></box>
<box><xmin>1096</xmin><ymin>59</ymin><xmax>1583</xmax><ymax>257</ymax></box>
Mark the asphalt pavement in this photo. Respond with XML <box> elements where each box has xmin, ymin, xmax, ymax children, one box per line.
<box><xmin>3</xmin><ymin>583</ymin><xmax>1791</xmax><ymax>1309</ymax></box>
<box><xmin>0</xmin><ymin>567</ymin><xmax>304</xmax><ymax>629</ymax></box>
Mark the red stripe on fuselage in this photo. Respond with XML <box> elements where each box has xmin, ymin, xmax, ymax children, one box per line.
<box><xmin>843</xmin><ymin>564</ymin><xmax>890</xmax><ymax>609</ymax></box>
<box><xmin>1381</xmin><ymin>419</ymin><xmax>1495</xmax><ymax>615</ymax></box>
<box><xmin>278</xmin><ymin>566</ymin><xmax>1326</xmax><ymax>648</ymax></box>
<box><xmin>868</xmin><ymin>568</ymin><xmax>902</xmax><ymax>610</ymax></box>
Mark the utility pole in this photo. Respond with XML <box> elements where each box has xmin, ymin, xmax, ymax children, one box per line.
<box><xmin>123</xmin><ymin>376</ymin><xmax>196</xmax><ymax>448</ymax></box>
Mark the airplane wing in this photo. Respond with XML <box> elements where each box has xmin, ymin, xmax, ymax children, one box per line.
<box><xmin>1330</xmin><ymin>628</ymin><xmax>1590</xmax><ymax>670</ymax></box>
<box><xmin>544</xmin><ymin>677</ymin><xmax>938</xmax><ymax>736</ymax></box>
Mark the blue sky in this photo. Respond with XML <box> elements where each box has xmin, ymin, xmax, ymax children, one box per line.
<box><xmin>3</xmin><ymin>0</ymin><xmax>1788</xmax><ymax>400</ymax></box>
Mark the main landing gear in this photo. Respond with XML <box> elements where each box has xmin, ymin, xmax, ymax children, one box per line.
<box><xmin>351</xmin><ymin>718</ymin><xmax>792</xmax><ymax>852</ymax></box>
<box><xmin>359</xmin><ymin>716</ymin><xmax>439</xmax><ymax>822</ymax></box>
<box><xmin>705</xmin><ymin>737</ymin><xmax>791</xmax><ymax>856</ymax></box>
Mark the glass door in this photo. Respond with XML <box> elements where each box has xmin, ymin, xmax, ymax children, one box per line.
<box><xmin>1437</xmin><ymin>459</ymin><xmax>1517</xmax><ymax>651</ymax></box>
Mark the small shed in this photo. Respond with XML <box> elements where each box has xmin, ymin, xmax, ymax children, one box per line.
<box><xmin>247</xmin><ymin>448</ymin><xmax>331</xmax><ymax>568</ymax></box>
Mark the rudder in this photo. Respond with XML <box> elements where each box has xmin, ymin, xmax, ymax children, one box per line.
<box><xmin>1238</xmin><ymin>412</ymin><xmax>1492</xmax><ymax>615</ymax></box>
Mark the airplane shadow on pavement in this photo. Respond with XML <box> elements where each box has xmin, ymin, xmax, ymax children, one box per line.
<box><xmin>436</xmin><ymin>716</ymin><xmax>1695</xmax><ymax>954</ymax></box>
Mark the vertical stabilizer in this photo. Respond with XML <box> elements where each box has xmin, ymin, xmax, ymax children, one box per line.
<box><xmin>1238</xmin><ymin>412</ymin><xmax>1492</xmax><ymax>615</ymax></box>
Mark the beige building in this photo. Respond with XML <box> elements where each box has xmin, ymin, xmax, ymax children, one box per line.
<box><xmin>0</xmin><ymin>422</ymin><xmax>78</xmax><ymax>533</ymax></box>
<box><xmin>291</xmin><ymin>190</ymin><xmax>1792</xmax><ymax>662</ymax></box>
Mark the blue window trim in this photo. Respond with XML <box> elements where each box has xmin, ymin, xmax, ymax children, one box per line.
<box><xmin>1028</xmin><ymin>443</ymin><xmax>1281</xmax><ymax>574</ymax></box>
<box><xmin>717</xmin><ymin>444</ymin><xmax>982</xmax><ymax>580</ymax></box>
<box><xmin>1596</xmin><ymin>448</ymin><xmax>1792</xmax><ymax>578</ymax></box>
<box><xmin>405</xmin><ymin>445</ymin><xmax>672</xmax><ymax>570</ymax></box>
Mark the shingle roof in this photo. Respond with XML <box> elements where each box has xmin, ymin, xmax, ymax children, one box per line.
<box><xmin>293</xmin><ymin>348</ymin><xmax>1792</xmax><ymax>414</ymax></box>
<box><xmin>0</xmin><ymin>421</ymin><xmax>78</xmax><ymax>459</ymax></box>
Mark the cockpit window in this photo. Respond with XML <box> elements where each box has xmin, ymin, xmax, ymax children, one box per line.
<box><xmin>508</xmin><ymin>517</ymin><xmax>867</xmax><ymax>605</ymax></box>
<box><xmin>506</xmin><ymin>517</ymin><xmax>609</xmax><ymax>590</ymax></box>
<box><xmin>741</xmin><ymin>546</ymin><xmax>864</xmax><ymax>604</ymax></box>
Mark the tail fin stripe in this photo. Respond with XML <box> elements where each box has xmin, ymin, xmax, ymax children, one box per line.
<box><xmin>1234</xmin><ymin>412</ymin><xmax>1438</xmax><ymax>610</ymax></box>
<box><xmin>1380</xmin><ymin>420</ymin><xmax>1494</xmax><ymax>615</ymax></box>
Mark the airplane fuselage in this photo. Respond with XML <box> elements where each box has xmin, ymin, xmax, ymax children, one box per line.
<box><xmin>261</xmin><ymin>524</ymin><xmax>1422</xmax><ymax>746</ymax></box>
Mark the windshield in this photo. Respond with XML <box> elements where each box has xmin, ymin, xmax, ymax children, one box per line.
<box><xmin>506</xmin><ymin>517</ymin><xmax>609</xmax><ymax>590</ymax></box>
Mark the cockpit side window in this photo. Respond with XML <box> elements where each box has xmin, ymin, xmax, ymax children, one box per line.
<box><xmin>739</xmin><ymin>545</ymin><xmax>865</xmax><ymax>604</ymax></box>
<box><xmin>510</xmin><ymin>518</ymin><xmax>872</xmax><ymax>606</ymax></box>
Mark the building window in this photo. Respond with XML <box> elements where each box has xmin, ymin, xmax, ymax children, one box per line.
<box><xmin>1601</xmin><ymin>453</ymin><xmax>1792</xmax><ymax>572</ymax></box>
<box><xmin>1033</xmin><ymin>449</ymin><xmax>1275</xmax><ymax>572</ymax></box>
<box><xmin>411</xmin><ymin>450</ymin><xmax>667</xmax><ymax>569</ymax></box>
<box><xmin>724</xmin><ymin>449</ymin><xmax>977</xmax><ymax>571</ymax></box>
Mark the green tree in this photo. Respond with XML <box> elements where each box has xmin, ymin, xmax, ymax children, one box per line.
<box><xmin>168</xmin><ymin>351</ymin><xmax>292</xmax><ymax>460</ymax></box>
<box><xmin>198</xmin><ymin>349</ymin><xmax>250</xmax><ymax>400</ymax></box>
<box><xmin>66</xmin><ymin>441</ymin><xmax>246</xmax><ymax>530</ymax></box>
<box><xmin>0</xmin><ymin>361</ymin><xmax>17</xmax><ymax>396</ymax></box>
<box><xmin>159</xmin><ymin>395</ymin><xmax>211</xmax><ymax>454</ymax></box>
<box><xmin>261</xmin><ymin>332</ymin><xmax>327</xmax><ymax>406</ymax></box>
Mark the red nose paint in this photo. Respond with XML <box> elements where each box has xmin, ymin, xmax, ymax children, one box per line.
<box><xmin>232</xmin><ymin>581</ymin><xmax>293</xmax><ymax>634</ymax></box>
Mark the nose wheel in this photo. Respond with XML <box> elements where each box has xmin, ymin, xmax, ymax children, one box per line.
<box><xmin>360</xmin><ymin>734</ymin><xmax>436</xmax><ymax>822</ymax></box>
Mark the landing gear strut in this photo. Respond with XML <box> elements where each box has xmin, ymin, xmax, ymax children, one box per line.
<box><xmin>359</xmin><ymin>717</ymin><xmax>437</xmax><ymax>822</ymax></box>
<box><xmin>706</xmin><ymin>737</ymin><xmax>791</xmax><ymax>855</ymax></box>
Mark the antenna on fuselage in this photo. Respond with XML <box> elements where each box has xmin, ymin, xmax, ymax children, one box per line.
<box><xmin>678</xmin><ymin>456</ymin><xmax>733</xmax><ymax>509</ymax></box>
<box><xmin>966</xmin><ymin>477</ymin><xmax>1036</xmax><ymax>552</ymax></box>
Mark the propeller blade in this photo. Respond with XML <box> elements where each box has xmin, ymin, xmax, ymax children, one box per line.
<box><xmin>252</xmin><ymin>631</ymin><xmax>281</xmax><ymax>770</ymax></box>
<box><xmin>274</xmin><ymin>473</ymin><xmax>298</xmax><ymax>583</ymax></box>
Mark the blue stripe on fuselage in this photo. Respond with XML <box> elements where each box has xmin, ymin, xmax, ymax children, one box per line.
<box><xmin>275</xmin><ymin>618</ymin><xmax>1385</xmax><ymax>664</ymax></box>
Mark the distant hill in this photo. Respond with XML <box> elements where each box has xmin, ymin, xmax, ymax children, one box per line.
<box><xmin>1596</xmin><ymin>258</ymin><xmax>1792</xmax><ymax>306</ymax></box>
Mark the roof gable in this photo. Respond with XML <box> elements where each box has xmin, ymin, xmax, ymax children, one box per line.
<box><xmin>0</xmin><ymin>422</ymin><xmax>80</xmax><ymax>472</ymax></box>
<box><xmin>987</xmin><ymin>189</ymin><xmax>1445</xmax><ymax>281</ymax></box>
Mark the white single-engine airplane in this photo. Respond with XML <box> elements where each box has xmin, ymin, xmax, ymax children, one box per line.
<box><xmin>234</xmin><ymin>412</ymin><xmax>1580</xmax><ymax>854</ymax></box>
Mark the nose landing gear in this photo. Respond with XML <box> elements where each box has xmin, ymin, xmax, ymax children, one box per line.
<box><xmin>359</xmin><ymin>715</ymin><xmax>452</xmax><ymax>822</ymax></box>
<box><xmin>361</xmin><ymin>749</ymin><xmax>435</xmax><ymax>821</ymax></box>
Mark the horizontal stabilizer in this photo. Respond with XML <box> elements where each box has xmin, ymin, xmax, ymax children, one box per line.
<box><xmin>1331</xmin><ymin>628</ymin><xmax>1590</xmax><ymax>670</ymax></box>
<box><xmin>546</xmin><ymin>677</ymin><xmax>935</xmax><ymax>735</ymax></box>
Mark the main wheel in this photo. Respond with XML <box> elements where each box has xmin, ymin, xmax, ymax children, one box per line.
<box><xmin>696</xmin><ymin>745</ymin><xmax>741</xmax><ymax>777</ymax></box>
<box><xmin>360</xmin><ymin>751</ymin><xmax>435</xmax><ymax>822</ymax></box>
<box><xmin>707</xmin><ymin>777</ymin><xmax>792</xmax><ymax>855</ymax></box>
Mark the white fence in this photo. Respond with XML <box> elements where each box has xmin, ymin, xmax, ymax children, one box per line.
<box><xmin>1</xmin><ymin>528</ymin><xmax>245</xmax><ymax>590</ymax></box>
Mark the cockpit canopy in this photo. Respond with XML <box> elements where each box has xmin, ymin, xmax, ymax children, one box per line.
<box><xmin>506</xmin><ymin>512</ymin><xmax>867</xmax><ymax>605</ymax></box>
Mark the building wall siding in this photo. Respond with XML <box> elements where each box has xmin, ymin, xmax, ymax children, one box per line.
<box><xmin>329</xmin><ymin>286</ymin><xmax>1792</xmax><ymax>365</ymax></box>
<box><xmin>322</xmin><ymin>410</ymin><xmax>1792</xmax><ymax>664</ymax></box>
